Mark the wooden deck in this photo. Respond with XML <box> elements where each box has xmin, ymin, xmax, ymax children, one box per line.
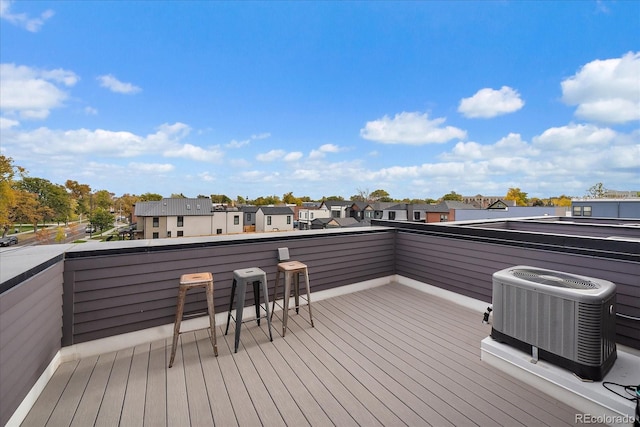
<box><xmin>22</xmin><ymin>283</ymin><xmax>593</xmax><ymax>426</ymax></box>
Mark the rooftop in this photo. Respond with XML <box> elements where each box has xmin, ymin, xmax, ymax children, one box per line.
<box><xmin>2</xmin><ymin>219</ymin><xmax>639</xmax><ymax>426</ymax></box>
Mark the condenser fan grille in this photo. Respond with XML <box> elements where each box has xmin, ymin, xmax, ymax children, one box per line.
<box><xmin>511</xmin><ymin>268</ymin><xmax>598</xmax><ymax>289</ymax></box>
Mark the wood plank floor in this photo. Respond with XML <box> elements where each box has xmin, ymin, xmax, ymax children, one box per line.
<box><xmin>22</xmin><ymin>283</ymin><xmax>597</xmax><ymax>426</ymax></box>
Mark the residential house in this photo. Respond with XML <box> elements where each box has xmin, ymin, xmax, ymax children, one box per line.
<box><xmin>296</xmin><ymin>202</ymin><xmax>331</xmax><ymax>230</ymax></box>
<box><xmin>310</xmin><ymin>216</ymin><xmax>361</xmax><ymax>229</ymax></box>
<box><xmin>380</xmin><ymin>203</ymin><xmax>409</xmax><ymax>221</ymax></box>
<box><xmin>240</xmin><ymin>205</ymin><xmax>258</xmax><ymax>232</ymax></box>
<box><xmin>134</xmin><ymin>198</ymin><xmax>243</xmax><ymax>239</ymax></box>
<box><xmin>462</xmin><ymin>194</ymin><xmax>513</xmax><ymax>208</ymax></box>
<box><xmin>255</xmin><ymin>206</ymin><xmax>295</xmax><ymax>232</ymax></box>
<box><xmin>319</xmin><ymin>200</ymin><xmax>353</xmax><ymax>219</ymax></box>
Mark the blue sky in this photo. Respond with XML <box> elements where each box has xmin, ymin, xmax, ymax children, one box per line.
<box><xmin>1</xmin><ymin>1</ymin><xmax>638</xmax><ymax>200</ymax></box>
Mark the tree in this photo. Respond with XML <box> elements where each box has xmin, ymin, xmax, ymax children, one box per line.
<box><xmin>140</xmin><ymin>192</ymin><xmax>163</xmax><ymax>201</ymax></box>
<box><xmin>65</xmin><ymin>180</ymin><xmax>91</xmax><ymax>217</ymax></box>
<box><xmin>370</xmin><ymin>189</ymin><xmax>393</xmax><ymax>202</ymax></box>
<box><xmin>587</xmin><ymin>183</ymin><xmax>606</xmax><ymax>198</ymax></box>
<box><xmin>441</xmin><ymin>191</ymin><xmax>462</xmax><ymax>201</ymax></box>
<box><xmin>0</xmin><ymin>155</ymin><xmax>24</xmax><ymax>236</ymax></box>
<box><xmin>114</xmin><ymin>193</ymin><xmax>139</xmax><ymax>221</ymax></box>
<box><xmin>90</xmin><ymin>208</ymin><xmax>115</xmax><ymax>232</ymax></box>
<box><xmin>254</xmin><ymin>195</ymin><xmax>281</xmax><ymax>205</ymax></box>
<box><xmin>93</xmin><ymin>190</ymin><xmax>114</xmax><ymax>210</ymax></box>
<box><xmin>17</xmin><ymin>177</ymin><xmax>72</xmax><ymax>225</ymax></box>
<box><xmin>282</xmin><ymin>192</ymin><xmax>302</xmax><ymax>205</ymax></box>
<box><xmin>323</xmin><ymin>195</ymin><xmax>344</xmax><ymax>201</ymax></box>
<box><xmin>505</xmin><ymin>187</ymin><xmax>529</xmax><ymax>206</ymax></box>
<box><xmin>211</xmin><ymin>194</ymin><xmax>232</xmax><ymax>204</ymax></box>
<box><xmin>351</xmin><ymin>188</ymin><xmax>370</xmax><ymax>202</ymax></box>
<box><xmin>549</xmin><ymin>195</ymin><xmax>572</xmax><ymax>207</ymax></box>
<box><xmin>11</xmin><ymin>190</ymin><xmax>38</xmax><ymax>226</ymax></box>
<box><xmin>170</xmin><ymin>193</ymin><xmax>187</xmax><ymax>198</ymax></box>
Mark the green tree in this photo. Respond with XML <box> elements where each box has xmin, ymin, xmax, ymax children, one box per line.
<box><xmin>114</xmin><ymin>194</ymin><xmax>139</xmax><ymax>221</ymax></box>
<box><xmin>441</xmin><ymin>191</ymin><xmax>463</xmax><ymax>201</ymax></box>
<box><xmin>211</xmin><ymin>194</ymin><xmax>232</xmax><ymax>203</ymax></box>
<box><xmin>65</xmin><ymin>180</ymin><xmax>91</xmax><ymax>217</ymax></box>
<box><xmin>140</xmin><ymin>192</ymin><xmax>163</xmax><ymax>201</ymax></box>
<box><xmin>282</xmin><ymin>192</ymin><xmax>302</xmax><ymax>205</ymax></box>
<box><xmin>505</xmin><ymin>187</ymin><xmax>529</xmax><ymax>206</ymax></box>
<box><xmin>93</xmin><ymin>190</ymin><xmax>114</xmax><ymax>210</ymax></box>
<box><xmin>323</xmin><ymin>195</ymin><xmax>345</xmax><ymax>201</ymax></box>
<box><xmin>170</xmin><ymin>193</ymin><xmax>187</xmax><ymax>198</ymax></box>
<box><xmin>254</xmin><ymin>195</ymin><xmax>281</xmax><ymax>205</ymax></box>
<box><xmin>90</xmin><ymin>208</ymin><xmax>115</xmax><ymax>232</ymax></box>
<box><xmin>17</xmin><ymin>177</ymin><xmax>71</xmax><ymax>225</ymax></box>
<box><xmin>587</xmin><ymin>182</ymin><xmax>606</xmax><ymax>198</ymax></box>
<box><xmin>370</xmin><ymin>189</ymin><xmax>393</xmax><ymax>202</ymax></box>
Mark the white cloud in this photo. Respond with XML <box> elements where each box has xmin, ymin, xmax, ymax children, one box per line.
<box><xmin>284</xmin><ymin>151</ymin><xmax>303</xmax><ymax>161</ymax></box>
<box><xmin>458</xmin><ymin>86</ymin><xmax>524</xmax><ymax>118</ymax></box>
<box><xmin>97</xmin><ymin>74</ymin><xmax>141</xmax><ymax>94</ymax></box>
<box><xmin>533</xmin><ymin>123</ymin><xmax>616</xmax><ymax>150</ymax></box>
<box><xmin>0</xmin><ymin>0</ymin><xmax>54</xmax><ymax>32</ymax></box>
<box><xmin>444</xmin><ymin>133</ymin><xmax>538</xmax><ymax>160</ymax></box>
<box><xmin>0</xmin><ymin>116</ymin><xmax>19</xmax><ymax>129</ymax></box>
<box><xmin>128</xmin><ymin>162</ymin><xmax>175</xmax><ymax>173</ymax></box>
<box><xmin>360</xmin><ymin>112</ymin><xmax>467</xmax><ymax>144</ymax></box>
<box><xmin>84</xmin><ymin>106</ymin><xmax>98</xmax><ymax>115</ymax></box>
<box><xmin>198</xmin><ymin>172</ymin><xmax>215</xmax><ymax>182</ymax></box>
<box><xmin>0</xmin><ymin>122</ymin><xmax>202</xmax><ymax>158</ymax></box>
<box><xmin>0</xmin><ymin>63</ymin><xmax>78</xmax><ymax>119</ymax></box>
<box><xmin>308</xmin><ymin>143</ymin><xmax>345</xmax><ymax>159</ymax></box>
<box><xmin>251</xmin><ymin>132</ymin><xmax>271</xmax><ymax>140</ymax></box>
<box><xmin>256</xmin><ymin>149</ymin><xmax>286</xmax><ymax>162</ymax></box>
<box><xmin>561</xmin><ymin>51</ymin><xmax>640</xmax><ymax>124</ymax></box>
<box><xmin>164</xmin><ymin>143</ymin><xmax>224</xmax><ymax>162</ymax></box>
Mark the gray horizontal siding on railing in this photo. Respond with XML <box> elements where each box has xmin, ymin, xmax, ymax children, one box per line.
<box><xmin>63</xmin><ymin>230</ymin><xmax>395</xmax><ymax>345</ymax></box>
<box><xmin>392</xmin><ymin>226</ymin><xmax>640</xmax><ymax>349</ymax></box>
<box><xmin>0</xmin><ymin>261</ymin><xmax>64</xmax><ymax>427</ymax></box>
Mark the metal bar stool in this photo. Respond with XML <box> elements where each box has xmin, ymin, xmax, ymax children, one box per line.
<box><xmin>225</xmin><ymin>267</ymin><xmax>273</xmax><ymax>353</ymax></box>
<box><xmin>169</xmin><ymin>272</ymin><xmax>217</xmax><ymax>368</ymax></box>
<box><xmin>271</xmin><ymin>248</ymin><xmax>314</xmax><ymax>336</ymax></box>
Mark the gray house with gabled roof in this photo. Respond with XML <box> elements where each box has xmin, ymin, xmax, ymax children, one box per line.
<box><xmin>133</xmin><ymin>198</ymin><xmax>243</xmax><ymax>239</ymax></box>
<box><xmin>255</xmin><ymin>206</ymin><xmax>295</xmax><ymax>232</ymax></box>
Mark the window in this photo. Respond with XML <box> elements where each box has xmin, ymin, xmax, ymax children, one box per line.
<box><xmin>414</xmin><ymin>212</ymin><xmax>421</xmax><ymax>220</ymax></box>
<box><xmin>389</xmin><ymin>211</ymin><xmax>396</xmax><ymax>220</ymax></box>
<box><xmin>152</xmin><ymin>217</ymin><xmax>159</xmax><ymax>227</ymax></box>
<box><xmin>310</xmin><ymin>213</ymin><xmax>314</xmax><ymax>219</ymax></box>
<box><xmin>167</xmin><ymin>231</ymin><xmax>171</xmax><ymax>237</ymax></box>
<box><xmin>177</xmin><ymin>230</ymin><xmax>184</xmax><ymax>237</ymax></box>
<box><xmin>364</xmin><ymin>211</ymin><xmax>373</xmax><ymax>219</ymax></box>
<box><xmin>234</xmin><ymin>215</ymin><xmax>239</xmax><ymax>225</ymax></box>
<box><xmin>177</xmin><ymin>216</ymin><xmax>184</xmax><ymax>227</ymax></box>
<box><xmin>152</xmin><ymin>232</ymin><xmax>159</xmax><ymax>239</ymax></box>
<box><xmin>573</xmin><ymin>206</ymin><xmax>582</xmax><ymax>216</ymax></box>
<box><xmin>332</xmin><ymin>210</ymin><xmax>340</xmax><ymax>218</ymax></box>
<box><xmin>267</xmin><ymin>216</ymin><xmax>272</xmax><ymax>225</ymax></box>
<box><xmin>287</xmin><ymin>216</ymin><xmax>291</xmax><ymax>224</ymax></box>
<box><xmin>217</xmin><ymin>229</ymin><xmax>222</xmax><ymax>234</ymax></box>
<box><xmin>440</xmin><ymin>214</ymin><xmax>448</xmax><ymax>222</ymax></box>
<box><xmin>246</xmin><ymin>213</ymin><xmax>252</xmax><ymax>221</ymax></box>
<box><xmin>583</xmin><ymin>206</ymin><xmax>592</xmax><ymax>217</ymax></box>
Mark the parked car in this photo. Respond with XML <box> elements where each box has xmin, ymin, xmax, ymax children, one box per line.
<box><xmin>85</xmin><ymin>225</ymin><xmax>96</xmax><ymax>233</ymax></box>
<box><xmin>0</xmin><ymin>236</ymin><xmax>18</xmax><ymax>246</ymax></box>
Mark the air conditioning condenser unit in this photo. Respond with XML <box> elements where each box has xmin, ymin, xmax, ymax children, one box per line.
<box><xmin>491</xmin><ymin>266</ymin><xmax>617</xmax><ymax>381</ymax></box>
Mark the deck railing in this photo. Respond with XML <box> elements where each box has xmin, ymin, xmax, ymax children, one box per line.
<box><xmin>2</xmin><ymin>222</ymin><xmax>639</xmax><ymax>426</ymax></box>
